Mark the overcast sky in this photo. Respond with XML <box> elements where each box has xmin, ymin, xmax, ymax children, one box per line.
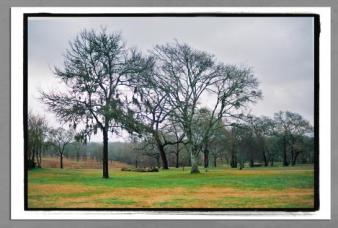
<box><xmin>28</xmin><ymin>16</ymin><xmax>314</xmax><ymax>142</ymax></box>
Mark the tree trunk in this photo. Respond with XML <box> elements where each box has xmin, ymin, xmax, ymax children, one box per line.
<box><xmin>175</xmin><ymin>152</ymin><xmax>179</xmax><ymax>168</ymax></box>
<box><xmin>262</xmin><ymin>147</ymin><xmax>268</xmax><ymax>167</ymax></box>
<box><xmin>188</xmin><ymin>153</ymin><xmax>191</xmax><ymax>166</ymax></box>
<box><xmin>213</xmin><ymin>156</ymin><xmax>217</xmax><ymax>167</ymax></box>
<box><xmin>191</xmin><ymin>154</ymin><xmax>200</xmax><ymax>173</ymax></box>
<box><xmin>290</xmin><ymin>137</ymin><xmax>296</xmax><ymax>166</ymax></box>
<box><xmin>204</xmin><ymin>149</ymin><xmax>209</xmax><ymax>168</ymax></box>
<box><xmin>175</xmin><ymin>143</ymin><xmax>179</xmax><ymax>168</ymax></box>
<box><xmin>60</xmin><ymin>153</ymin><xmax>63</xmax><ymax>169</ymax></box>
<box><xmin>156</xmin><ymin>142</ymin><xmax>169</xmax><ymax>169</ymax></box>
<box><xmin>156</xmin><ymin>156</ymin><xmax>160</xmax><ymax>168</ymax></box>
<box><xmin>257</xmin><ymin>136</ymin><xmax>268</xmax><ymax>167</ymax></box>
<box><xmin>190</xmin><ymin>146</ymin><xmax>200</xmax><ymax>174</ymax></box>
<box><xmin>283</xmin><ymin>135</ymin><xmax>289</xmax><ymax>166</ymax></box>
<box><xmin>290</xmin><ymin>147</ymin><xmax>294</xmax><ymax>166</ymax></box>
<box><xmin>230</xmin><ymin>144</ymin><xmax>237</xmax><ymax>168</ymax></box>
<box><xmin>37</xmin><ymin>146</ymin><xmax>42</xmax><ymax>168</ymax></box>
<box><xmin>102</xmin><ymin>129</ymin><xmax>109</xmax><ymax>178</ymax></box>
<box><xmin>292</xmin><ymin>152</ymin><xmax>300</xmax><ymax>166</ymax></box>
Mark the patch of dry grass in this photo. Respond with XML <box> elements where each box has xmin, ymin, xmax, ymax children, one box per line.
<box><xmin>41</xmin><ymin>156</ymin><xmax>130</xmax><ymax>169</ymax></box>
<box><xmin>28</xmin><ymin>185</ymin><xmax>314</xmax><ymax>208</ymax></box>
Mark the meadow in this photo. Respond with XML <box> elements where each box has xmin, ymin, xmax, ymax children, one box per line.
<box><xmin>28</xmin><ymin>164</ymin><xmax>314</xmax><ymax>209</ymax></box>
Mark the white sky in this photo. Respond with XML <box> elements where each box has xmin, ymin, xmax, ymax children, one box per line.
<box><xmin>28</xmin><ymin>16</ymin><xmax>314</xmax><ymax>142</ymax></box>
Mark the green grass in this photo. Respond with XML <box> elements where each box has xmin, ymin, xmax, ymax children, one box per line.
<box><xmin>28</xmin><ymin>165</ymin><xmax>315</xmax><ymax>209</ymax></box>
<box><xmin>29</xmin><ymin>166</ymin><xmax>314</xmax><ymax>189</ymax></box>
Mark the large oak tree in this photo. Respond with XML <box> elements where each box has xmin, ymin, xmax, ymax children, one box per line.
<box><xmin>41</xmin><ymin>29</ymin><xmax>152</xmax><ymax>178</ymax></box>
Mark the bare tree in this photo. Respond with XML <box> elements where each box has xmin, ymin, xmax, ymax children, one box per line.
<box><xmin>41</xmin><ymin>29</ymin><xmax>152</xmax><ymax>178</ymax></box>
<box><xmin>48</xmin><ymin>128</ymin><xmax>74</xmax><ymax>169</ymax></box>
<box><xmin>152</xmin><ymin>41</ymin><xmax>261</xmax><ymax>173</ymax></box>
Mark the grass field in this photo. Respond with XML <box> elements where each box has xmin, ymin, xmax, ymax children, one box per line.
<box><xmin>28</xmin><ymin>165</ymin><xmax>314</xmax><ymax>209</ymax></box>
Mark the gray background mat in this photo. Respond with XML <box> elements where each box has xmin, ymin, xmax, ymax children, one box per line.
<box><xmin>0</xmin><ymin>0</ymin><xmax>336</xmax><ymax>227</ymax></box>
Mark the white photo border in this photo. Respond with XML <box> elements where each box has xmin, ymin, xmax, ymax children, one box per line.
<box><xmin>11</xmin><ymin>7</ymin><xmax>331</xmax><ymax>220</ymax></box>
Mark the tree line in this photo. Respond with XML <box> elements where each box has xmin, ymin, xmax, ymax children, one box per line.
<box><xmin>27</xmin><ymin>29</ymin><xmax>314</xmax><ymax>178</ymax></box>
<box><xmin>28</xmin><ymin>109</ymin><xmax>313</xmax><ymax>171</ymax></box>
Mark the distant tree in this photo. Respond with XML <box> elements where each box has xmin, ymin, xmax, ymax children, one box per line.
<box><xmin>265</xmin><ymin>135</ymin><xmax>281</xmax><ymax>166</ymax></box>
<box><xmin>208</xmin><ymin>123</ymin><xmax>229</xmax><ymax>167</ymax></box>
<box><xmin>234</xmin><ymin>123</ymin><xmax>257</xmax><ymax>167</ymax></box>
<box><xmin>274</xmin><ymin>111</ymin><xmax>291</xmax><ymax>166</ymax></box>
<box><xmin>287</xmin><ymin>116</ymin><xmax>313</xmax><ymax>166</ymax></box>
<box><xmin>274</xmin><ymin>111</ymin><xmax>313</xmax><ymax>166</ymax></box>
<box><xmin>48</xmin><ymin>128</ymin><xmax>74</xmax><ymax>169</ymax></box>
<box><xmin>41</xmin><ymin>29</ymin><xmax>153</xmax><ymax>178</ymax></box>
<box><xmin>228</xmin><ymin>126</ymin><xmax>238</xmax><ymax>168</ymax></box>
<box><xmin>151</xmin><ymin>41</ymin><xmax>261</xmax><ymax>173</ymax></box>
<box><xmin>298</xmin><ymin>136</ymin><xmax>315</xmax><ymax>164</ymax></box>
<box><xmin>246</xmin><ymin>115</ymin><xmax>276</xmax><ymax>166</ymax></box>
<box><xmin>27</xmin><ymin>111</ymin><xmax>49</xmax><ymax>168</ymax></box>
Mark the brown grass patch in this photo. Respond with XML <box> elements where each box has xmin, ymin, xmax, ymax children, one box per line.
<box><xmin>28</xmin><ymin>185</ymin><xmax>314</xmax><ymax>208</ymax></box>
<box><xmin>184</xmin><ymin>187</ymin><xmax>314</xmax><ymax>208</ymax></box>
<box><xmin>29</xmin><ymin>184</ymin><xmax>92</xmax><ymax>195</ymax></box>
<box><xmin>41</xmin><ymin>156</ymin><xmax>130</xmax><ymax>169</ymax></box>
<box><xmin>60</xmin><ymin>187</ymin><xmax>186</xmax><ymax>208</ymax></box>
<box><xmin>193</xmin><ymin>186</ymin><xmax>313</xmax><ymax>197</ymax></box>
